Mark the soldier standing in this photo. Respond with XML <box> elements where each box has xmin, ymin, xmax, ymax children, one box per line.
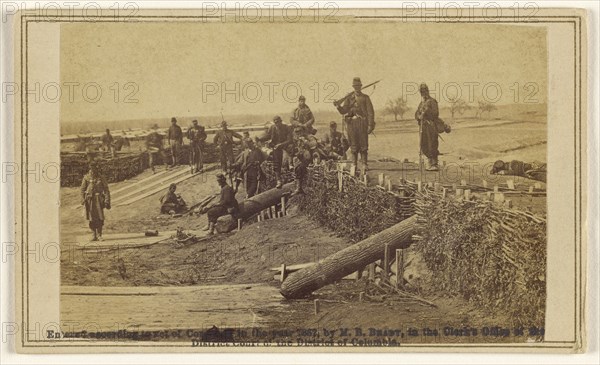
<box><xmin>101</xmin><ymin>129</ymin><xmax>114</xmax><ymax>155</ymax></box>
<box><xmin>187</xmin><ymin>119</ymin><xmax>207</xmax><ymax>173</ymax></box>
<box><xmin>290</xmin><ymin>95</ymin><xmax>316</xmax><ymax>135</ymax></box>
<box><xmin>213</xmin><ymin>120</ymin><xmax>243</xmax><ymax>172</ymax></box>
<box><xmin>290</xmin><ymin>125</ymin><xmax>312</xmax><ymax>195</ymax></box>
<box><xmin>234</xmin><ymin>139</ymin><xmax>265</xmax><ymax>198</ymax></box>
<box><xmin>80</xmin><ymin>161</ymin><xmax>111</xmax><ymax>241</ymax></box>
<box><xmin>167</xmin><ymin>117</ymin><xmax>183</xmax><ymax>167</ymax></box>
<box><xmin>415</xmin><ymin>83</ymin><xmax>439</xmax><ymax>171</ymax></box>
<box><xmin>258</xmin><ymin>115</ymin><xmax>292</xmax><ymax>188</ymax></box>
<box><xmin>334</xmin><ymin>77</ymin><xmax>375</xmax><ymax>175</ymax></box>
<box><xmin>145</xmin><ymin>124</ymin><xmax>165</xmax><ymax>173</ymax></box>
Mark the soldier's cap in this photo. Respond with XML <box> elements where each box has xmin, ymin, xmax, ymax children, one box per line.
<box><xmin>171</xmin><ymin>117</ymin><xmax>177</xmax><ymax>123</ymax></box>
<box><xmin>192</xmin><ymin>119</ymin><xmax>198</xmax><ymax>124</ymax></box>
<box><xmin>216</xmin><ymin>173</ymin><xmax>227</xmax><ymax>181</ymax></box>
<box><xmin>329</xmin><ymin>121</ymin><xmax>337</xmax><ymax>127</ymax></box>
<box><xmin>352</xmin><ymin>77</ymin><xmax>362</xmax><ymax>86</ymax></box>
<box><xmin>151</xmin><ymin>123</ymin><xmax>160</xmax><ymax>129</ymax></box>
<box><xmin>298</xmin><ymin>95</ymin><xmax>306</xmax><ymax>101</ymax></box>
<box><xmin>419</xmin><ymin>83</ymin><xmax>429</xmax><ymax>91</ymax></box>
<box><xmin>169</xmin><ymin>183</ymin><xmax>177</xmax><ymax>189</ymax></box>
<box><xmin>273</xmin><ymin>115</ymin><xmax>282</xmax><ymax>122</ymax></box>
<box><xmin>221</xmin><ymin>120</ymin><xmax>228</xmax><ymax>127</ymax></box>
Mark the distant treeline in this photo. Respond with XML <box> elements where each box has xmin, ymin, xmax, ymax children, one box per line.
<box><xmin>60</xmin><ymin>103</ymin><xmax>546</xmax><ymax>135</ymax></box>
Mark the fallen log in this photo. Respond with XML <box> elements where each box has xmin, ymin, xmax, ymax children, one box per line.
<box><xmin>280</xmin><ymin>215</ymin><xmax>418</xmax><ymax>299</ymax></box>
<box><xmin>215</xmin><ymin>183</ymin><xmax>295</xmax><ymax>233</ymax></box>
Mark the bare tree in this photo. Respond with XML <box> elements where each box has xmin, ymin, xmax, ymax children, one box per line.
<box><xmin>449</xmin><ymin>98</ymin><xmax>471</xmax><ymax>119</ymax></box>
<box><xmin>384</xmin><ymin>97</ymin><xmax>410</xmax><ymax>122</ymax></box>
<box><xmin>475</xmin><ymin>100</ymin><xmax>497</xmax><ymax>118</ymax></box>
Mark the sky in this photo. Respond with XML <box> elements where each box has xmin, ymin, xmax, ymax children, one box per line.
<box><xmin>60</xmin><ymin>21</ymin><xmax>547</xmax><ymax>123</ymax></box>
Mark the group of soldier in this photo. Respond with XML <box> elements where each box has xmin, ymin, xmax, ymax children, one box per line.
<box><xmin>80</xmin><ymin>77</ymin><xmax>444</xmax><ymax>239</ymax></box>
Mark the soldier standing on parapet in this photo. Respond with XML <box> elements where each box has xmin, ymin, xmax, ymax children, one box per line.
<box><xmin>258</xmin><ymin>115</ymin><xmax>292</xmax><ymax>189</ymax></box>
<box><xmin>334</xmin><ymin>77</ymin><xmax>375</xmax><ymax>175</ymax></box>
<box><xmin>214</xmin><ymin>120</ymin><xmax>243</xmax><ymax>172</ymax></box>
<box><xmin>187</xmin><ymin>119</ymin><xmax>207</xmax><ymax>174</ymax></box>
<box><xmin>291</xmin><ymin>95</ymin><xmax>316</xmax><ymax>135</ymax></box>
<box><xmin>415</xmin><ymin>83</ymin><xmax>440</xmax><ymax>171</ymax></box>
<box><xmin>167</xmin><ymin>117</ymin><xmax>183</xmax><ymax>167</ymax></box>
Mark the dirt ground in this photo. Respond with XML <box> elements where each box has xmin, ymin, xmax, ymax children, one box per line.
<box><xmin>60</xmin><ymin>115</ymin><xmax>546</xmax><ymax>343</ymax></box>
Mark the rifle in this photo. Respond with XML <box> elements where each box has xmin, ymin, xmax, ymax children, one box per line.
<box><xmin>333</xmin><ymin>79</ymin><xmax>382</xmax><ymax>107</ymax></box>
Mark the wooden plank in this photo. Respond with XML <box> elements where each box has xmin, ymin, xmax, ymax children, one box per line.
<box><xmin>111</xmin><ymin>166</ymin><xmax>189</xmax><ymax>204</ymax></box>
<box><xmin>115</xmin><ymin>171</ymin><xmax>199</xmax><ymax>206</ymax></box>
<box><xmin>110</xmin><ymin>168</ymin><xmax>171</xmax><ymax>196</ymax></box>
<box><xmin>507</xmin><ymin>179</ymin><xmax>515</xmax><ymax>190</ymax></box>
<box><xmin>61</xmin><ymin>284</ymin><xmax>285</xmax><ymax>331</ymax></box>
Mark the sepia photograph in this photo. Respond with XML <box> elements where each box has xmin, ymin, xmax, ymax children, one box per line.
<box><xmin>5</xmin><ymin>4</ymin><xmax>592</xmax><ymax>356</ymax></box>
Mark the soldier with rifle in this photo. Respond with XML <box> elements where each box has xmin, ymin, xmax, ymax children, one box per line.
<box><xmin>334</xmin><ymin>77</ymin><xmax>376</xmax><ymax>175</ymax></box>
<box><xmin>187</xmin><ymin>119</ymin><xmax>207</xmax><ymax>173</ymax></box>
<box><xmin>234</xmin><ymin>138</ymin><xmax>265</xmax><ymax>198</ymax></box>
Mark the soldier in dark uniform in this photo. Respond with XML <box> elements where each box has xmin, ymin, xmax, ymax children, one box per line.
<box><xmin>415</xmin><ymin>83</ymin><xmax>440</xmax><ymax>171</ymax></box>
<box><xmin>101</xmin><ymin>129</ymin><xmax>114</xmax><ymax>155</ymax></box>
<box><xmin>145</xmin><ymin>124</ymin><xmax>165</xmax><ymax>173</ymax></box>
<box><xmin>234</xmin><ymin>139</ymin><xmax>265</xmax><ymax>198</ymax></box>
<box><xmin>258</xmin><ymin>115</ymin><xmax>292</xmax><ymax>188</ymax></box>
<box><xmin>290</xmin><ymin>125</ymin><xmax>312</xmax><ymax>195</ymax></box>
<box><xmin>213</xmin><ymin>120</ymin><xmax>243</xmax><ymax>172</ymax></box>
<box><xmin>491</xmin><ymin>160</ymin><xmax>547</xmax><ymax>182</ymax></box>
<box><xmin>241</xmin><ymin>131</ymin><xmax>252</xmax><ymax>150</ymax></box>
<box><xmin>167</xmin><ymin>117</ymin><xmax>183</xmax><ymax>167</ymax></box>
<box><xmin>335</xmin><ymin>77</ymin><xmax>375</xmax><ymax>175</ymax></box>
<box><xmin>291</xmin><ymin>95</ymin><xmax>316</xmax><ymax>135</ymax></box>
<box><xmin>322</xmin><ymin>121</ymin><xmax>349</xmax><ymax>159</ymax></box>
<box><xmin>204</xmin><ymin>173</ymin><xmax>239</xmax><ymax>235</ymax></box>
<box><xmin>186</xmin><ymin>119</ymin><xmax>207</xmax><ymax>173</ymax></box>
<box><xmin>80</xmin><ymin>161</ymin><xmax>111</xmax><ymax>241</ymax></box>
<box><xmin>160</xmin><ymin>183</ymin><xmax>187</xmax><ymax>214</ymax></box>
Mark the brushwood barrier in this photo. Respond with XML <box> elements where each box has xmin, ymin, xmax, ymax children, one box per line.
<box><xmin>292</xmin><ymin>163</ymin><xmax>546</xmax><ymax>327</ymax></box>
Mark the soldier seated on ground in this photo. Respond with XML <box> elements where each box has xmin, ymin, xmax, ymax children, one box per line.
<box><xmin>491</xmin><ymin>160</ymin><xmax>547</xmax><ymax>183</ymax></box>
<box><xmin>160</xmin><ymin>183</ymin><xmax>187</xmax><ymax>214</ymax></box>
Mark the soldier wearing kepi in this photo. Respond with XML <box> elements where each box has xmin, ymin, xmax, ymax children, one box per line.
<box><xmin>290</xmin><ymin>95</ymin><xmax>316</xmax><ymax>135</ymax></box>
<box><xmin>213</xmin><ymin>120</ymin><xmax>243</xmax><ymax>172</ymax></box>
<box><xmin>335</xmin><ymin>77</ymin><xmax>375</xmax><ymax>175</ymax></box>
<box><xmin>167</xmin><ymin>117</ymin><xmax>183</xmax><ymax>167</ymax></box>
<box><xmin>290</xmin><ymin>125</ymin><xmax>312</xmax><ymax>195</ymax></box>
<box><xmin>258</xmin><ymin>115</ymin><xmax>292</xmax><ymax>188</ymax></box>
<box><xmin>322</xmin><ymin>121</ymin><xmax>349</xmax><ymax>159</ymax></box>
<box><xmin>203</xmin><ymin>173</ymin><xmax>239</xmax><ymax>235</ymax></box>
<box><xmin>186</xmin><ymin>119</ymin><xmax>207</xmax><ymax>173</ymax></box>
<box><xmin>415</xmin><ymin>83</ymin><xmax>440</xmax><ymax>171</ymax></box>
<box><xmin>234</xmin><ymin>138</ymin><xmax>265</xmax><ymax>198</ymax></box>
<box><xmin>80</xmin><ymin>161</ymin><xmax>111</xmax><ymax>241</ymax></box>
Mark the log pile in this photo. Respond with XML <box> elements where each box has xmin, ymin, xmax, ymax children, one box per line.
<box><xmin>60</xmin><ymin>152</ymin><xmax>148</xmax><ymax>187</ymax></box>
<box><xmin>60</xmin><ymin>143</ymin><xmax>241</xmax><ymax>187</ymax></box>
<box><xmin>413</xmin><ymin>187</ymin><xmax>546</xmax><ymax>327</ymax></box>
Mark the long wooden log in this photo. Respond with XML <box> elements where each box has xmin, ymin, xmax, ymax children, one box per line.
<box><xmin>215</xmin><ymin>183</ymin><xmax>295</xmax><ymax>233</ymax></box>
<box><xmin>279</xmin><ymin>215</ymin><xmax>418</xmax><ymax>299</ymax></box>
